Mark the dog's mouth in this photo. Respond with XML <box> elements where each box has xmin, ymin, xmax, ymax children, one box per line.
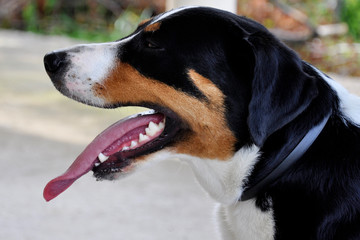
<box><xmin>43</xmin><ymin>107</ymin><xmax>182</xmax><ymax>201</ymax></box>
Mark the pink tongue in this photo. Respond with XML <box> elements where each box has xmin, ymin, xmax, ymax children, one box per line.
<box><xmin>43</xmin><ymin>112</ymin><xmax>163</xmax><ymax>202</ymax></box>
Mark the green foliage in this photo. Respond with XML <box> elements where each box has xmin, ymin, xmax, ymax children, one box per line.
<box><xmin>18</xmin><ymin>0</ymin><xmax>152</xmax><ymax>42</ymax></box>
<box><xmin>22</xmin><ymin>1</ymin><xmax>39</xmax><ymax>32</ymax></box>
<box><xmin>341</xmin><ymin>0</ymin><xmax>360</xmax><ymax>40</ymax></box>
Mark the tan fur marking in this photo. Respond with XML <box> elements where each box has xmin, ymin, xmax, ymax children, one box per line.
<box><xmin>144</xmin><ymin>22</ymin><xmax>161</xmax><ymax>32</ymax></box>
<box><xmin>187</xmin><ymin>69</ymin><xmax>224</xmax><ymax>109</ymax></box>
<box><xmin>139</xmin><ymin>18</ymin><xmax>151</xmax><ymax>26</ymax></box>
<box><xmin>93</xmin><ymin>63</ymin><xmax>236</xmax><ymax>160</ymax></box>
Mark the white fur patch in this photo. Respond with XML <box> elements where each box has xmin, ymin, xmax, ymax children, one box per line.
<box><xmin>66</xmin><ymin>43</ymin><xmax>117</xmax><ymax>84</ymax></box>
<box><xmin>180</xmin><ymin>145</ymin><xmax>260</xmax><ymax>204</ymax></box>
<box><xmin>56</xmin><ymin>42</ymin><xmax>119</xmax><ymax>106</ymax></box>
<box><xmin>217</xmin><ymin>201</ymin><xmax>275</xmax><ymax>240</ymax></box>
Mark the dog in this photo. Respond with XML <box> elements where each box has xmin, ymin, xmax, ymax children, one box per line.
<box><xmin>43</xmin><ymin>6</ymin><xmax>360</xmax><ymax>240</ymax></box>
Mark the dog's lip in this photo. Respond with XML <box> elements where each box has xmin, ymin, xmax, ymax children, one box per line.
<box><xmin>43</xmin><ymin>110</ymin><xmax>180</xmax><ymax>202</ymax></box>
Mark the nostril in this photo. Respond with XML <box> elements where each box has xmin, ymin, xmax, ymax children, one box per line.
<box><xmin>44</xmin><ymin>51</ymin><xmax>67</xmax><ymax>73</ymax></box>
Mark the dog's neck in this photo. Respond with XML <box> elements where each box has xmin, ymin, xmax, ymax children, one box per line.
<box><xmin>240</xmin><ymin>112</ymin><xmax>331</xmax><ymax>201</ymax></box>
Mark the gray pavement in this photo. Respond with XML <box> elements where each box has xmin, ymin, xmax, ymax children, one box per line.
<box><xmin>1</xmin><ymin>30</ymin><xmax>360</xmax><ymax>240</ymax></box>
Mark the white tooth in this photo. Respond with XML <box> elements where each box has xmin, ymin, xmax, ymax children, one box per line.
<box><xmin>130</xmin><ymin>140</ymin><xmax>138</xmax><ymax>148</ymax></box>
<box><xmin>139</xmin><ymin>133</ymin><xmax>150</xmax><ymax>142</ymax></box>
<box><xmin>95</xmin><ymin>162</ymin><xmax>100</xmax><ymax>167</ymax></box>
<box><xmin>98</xmin><ymin>152</ymin><xmax>109</xmax><ymax>162</ymax></box>
<box><xmin>149</xmin><ymin>121</ymin><xmax>159</xmax><ymax>130</ymax></box>
<box><xmin>145</xmin><ymin>127</ymin><xmax>152</xmax><ymax>136</ymax></box>
<box><xmin>158</xmin><ymin>121</ymin><xmax>165</xmax><ymax>130</ymax></box>
<box><xmin>122</xmin><ymin>146</ymin><xmax>130</xmax><ymax>151</ymax></box>
<box><xmin>146</xmin><ymin>121</ymin><xmax>160</xmax><ymax>136</ymax></box>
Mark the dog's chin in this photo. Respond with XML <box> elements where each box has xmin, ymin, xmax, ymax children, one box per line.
<box><xmin>93</xmin><ymin>158</ymin><xmax>136</xmax><ymax>181</ymax></box>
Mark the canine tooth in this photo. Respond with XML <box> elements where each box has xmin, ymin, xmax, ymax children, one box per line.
<box><xmin>146</xmin><ymin>121</ymin><xmax>160</xmax><ymax>136</ymax></box>
<box><xmin>149</xmin><ymin>121</ymin><xmax>158</xmax><ymax>129</ymax></box>
<box><xmin>158</xmin><ymin>121</ymin><xmax>165</xmax><ymax>130</ymax></box>
<box><xmin>130</xmin><ymin>140</ymin><xmax>138</xmax><ymax>148</ymax></box>
<box><xmin>139</xmin><ymin>133</ymin><xmax>150</xmax><ymax>142</ymax></box>
<box><xmin>98</xmin><ymin>153</ymin><xmax>109</xmax><ymax>162</ymax></box>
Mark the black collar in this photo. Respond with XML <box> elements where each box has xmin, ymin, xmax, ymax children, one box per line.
<box><xmin>240</xmin><ymin>113</ymin><xmax>331</xmax><ymax>201</ymax></box>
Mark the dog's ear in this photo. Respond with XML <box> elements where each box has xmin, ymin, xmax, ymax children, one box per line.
<box><xmin>246</xmin><ymin>33</ymin><xmax>318</xmax><ymax>147</ymax></box>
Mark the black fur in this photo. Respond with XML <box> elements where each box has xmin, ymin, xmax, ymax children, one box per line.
<box><xmin>119</xmin><ymin>8</ymin><xmax>360</xmax><ymax>239</ymax></box>
<box><xmin>267</xmin><ymin>116</ymin><xmax>360</xmax><ymax>239</ymax></box>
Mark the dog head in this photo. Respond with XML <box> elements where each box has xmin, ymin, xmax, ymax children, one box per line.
<box><xmin>43</xmin><ymin>7</ymin><xmax>318</xmax><ymax>201</ymax></box>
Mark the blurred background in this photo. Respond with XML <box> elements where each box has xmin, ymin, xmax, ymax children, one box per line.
<box><xmin>0</xmin><ymin>0</ymin><xmax>359</xmax><ymax>240</ymax></box>
<box><xmin>1</xmin><ymin>0</ymin><xmax>360</xmax><ymax>75</ymax></box>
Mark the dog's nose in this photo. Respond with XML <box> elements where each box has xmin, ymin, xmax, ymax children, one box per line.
<box><xmin>44</xmin><ymin>51</ymin><xmax>67</xmax><ymax>74</ymax></box>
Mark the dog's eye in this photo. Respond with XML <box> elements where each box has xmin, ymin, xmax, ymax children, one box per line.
<box><xmin>145</xmin><ymin>40</ymin><xmax>160</xmax><ymax>49</ymax></box>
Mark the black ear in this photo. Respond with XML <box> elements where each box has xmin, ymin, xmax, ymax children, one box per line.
<box><xmin>246</xmin><ymin>33</ymin><xmax>318</xmax><ymax>147</ymax></box>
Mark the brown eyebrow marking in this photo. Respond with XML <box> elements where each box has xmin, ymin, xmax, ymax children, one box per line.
<box><xmin>144</xmin><ymin>21</ymin><xmax>161</xmax><ymax>32</ymax></box>
<box><xmin>187</xmin><ymin>69</ymin><xmax>224</xmax><ymax>109</ymax></box>
<box><xmin>138</xmin><ymin>18</ymin><xmax>152</xmax><ymax>27</ymax></box>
